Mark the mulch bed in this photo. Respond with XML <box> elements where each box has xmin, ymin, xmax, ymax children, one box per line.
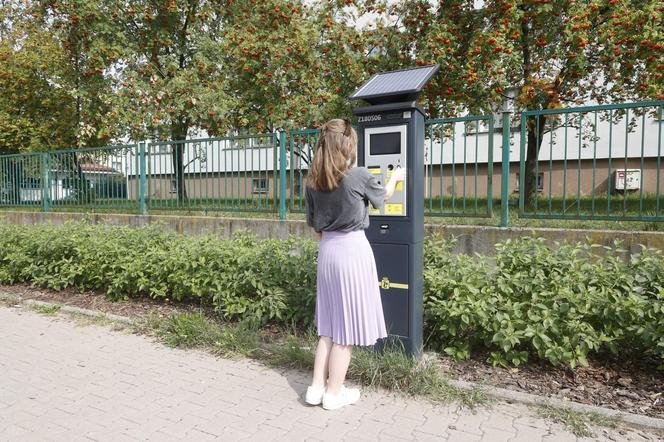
<box><xmin>0</xmin><ymin>284</ymin><xmax>208</xmax><ymax>319</ymax></box>
<box><xmin>440</xmin><ymin>351</ymin><xmax>663</xmax><ymax>419</ymax></box>
<box><xmin>2</xmin><ymin>283</ymin><xmax>662</xmax><ymax>419</ymax></box>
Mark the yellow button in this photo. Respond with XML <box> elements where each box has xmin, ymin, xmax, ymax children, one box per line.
<box><xmin>385</xmin><ymin>203</ymin><xmax>404</xmax><ymax>215</ymax></box>
<box><xmin>396</xmin><ymin>182</ymin><xmax>403</xmax><ymax>191</ymax></box>
<box><xmin>369</xmin><ymin>168</ymin><xmax>381</xmax><ymax>174</ymax></box>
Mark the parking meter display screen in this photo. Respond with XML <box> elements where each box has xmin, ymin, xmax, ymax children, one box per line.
<box><xmin>370</xmin><ymin>132</ymin><xmax>401</xmax><ymax>155</ymax></box>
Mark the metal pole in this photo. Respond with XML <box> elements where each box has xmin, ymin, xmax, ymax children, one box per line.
<box><xmin>278</xmin><ymin>131</ymin><xmax>287</xmax><ymax>220</ymax></box>
<box><xmin>139</xmin><ymin>142</ymin><xmax>147</xmax><ymax>215</ymax></box>
<box><xmin>500</xmin><ymin>111</ymin><xmax>511</xmax><ymax>227</ymax></box>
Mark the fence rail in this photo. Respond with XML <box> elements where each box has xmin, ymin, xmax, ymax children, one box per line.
<box><xmin>1</xmin><ymin>100</ymin><xmax>662</xmax><ymax>226</ymax></box>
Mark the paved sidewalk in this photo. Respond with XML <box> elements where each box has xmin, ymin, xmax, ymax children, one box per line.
<box><xmin>0</xmin><ymin>307</ymin><xmax>658</xmax><ymax>442</ymax></box>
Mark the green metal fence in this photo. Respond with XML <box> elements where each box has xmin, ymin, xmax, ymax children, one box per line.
<box><xmin>47</xmin><ymin>145</ymin><xmax>138</xmax><ymax>212</ymax></box>
<box><xmin>1</xmin><ymin>100</ymin><xmax>662</xmax><ymax>226</ymax></box>
<box><xmin>425</xmin><ymin>115</ymin><xmax>495</xmax><ymax>218</ymax></box>
<box><xmin>519</xmin><ymin>101</ymin><xmax>663</xmax><ymax>222</ymax></box>
<box><xmin>145</xmin><ymin>134</ymin><xmax>280</xmax><ymax>213</ymax></box>
<box><xmin>0</xmin><ymin>152</ymin><xmax>44</xmax><ymax>209</ymax></box>
<box><xmin>0</xmin><ymin>145</ymin><xmax>137</xmax><ymax>212</ymax></box>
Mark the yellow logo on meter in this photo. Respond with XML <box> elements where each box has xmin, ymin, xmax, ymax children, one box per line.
<box><xmin>379</xmin><ymin>277</ymin><xmax>409</xmax><ymax>290</ymax></box>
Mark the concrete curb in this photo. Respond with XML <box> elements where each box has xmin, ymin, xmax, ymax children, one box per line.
<box><xmin>0</xmin><ymin>293</ymin><xmax>135</xmax><ymax>326</ymax></box>
<box><xmin>449</xmin><ymin>379</ymin><xmax>664</xmax><ymax>432</ymax></box>
<box><xmin>2</xmin><ymin>293</ymin><xmax>663</xmax><ymax>433</ymax></box>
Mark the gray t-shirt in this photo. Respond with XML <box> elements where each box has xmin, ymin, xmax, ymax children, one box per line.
<box><xmin>305</xmin><ymin>167</ymin><xmax>386</xmax><ymax>232</ymax></box>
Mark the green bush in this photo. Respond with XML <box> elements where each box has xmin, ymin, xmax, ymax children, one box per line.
<box><xmin>0</xmin><ymin>221</ymin><xmax>662</xmax><ymax>368</ymax></box>
<box><xmin>0</xmin><ymin>222</ymin><xmax>317</xmax><ymax>327</ymax></box>
<box><xmin>423</xmin><ymin>235</ymin><xmax>664</xmax><ymax>368</ymax></box>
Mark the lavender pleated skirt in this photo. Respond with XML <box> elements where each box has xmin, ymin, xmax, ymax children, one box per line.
<box><xmin>315</xmin><ymin>230</ymin><xmax>387</xmax><ymax>346</ymax></box>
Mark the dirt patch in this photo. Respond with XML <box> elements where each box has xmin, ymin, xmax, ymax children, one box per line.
<box><xmin>2</xmin><ymin>283</ymin><xmax>662</xmax><ymax>419</ymax></box>
<box><xmin>439</xmin><ymin>352</ymin><xmax>663</xmax><ymax>419</ymax></box>
<box><xmin>0</xmin><ymin>284</ymin><xmax>211</xmax><ymax>319</ymax></box>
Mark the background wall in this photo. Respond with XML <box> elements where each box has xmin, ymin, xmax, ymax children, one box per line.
<box><xmin>2</xmin><ymin>210</ymin><xmax>662</xmax><ymax>257</ymax></box>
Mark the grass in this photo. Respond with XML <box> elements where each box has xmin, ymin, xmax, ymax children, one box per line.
<box><xmin>265</xmin><ymin>328</ymin><xmax>318</xmax><ymax>370</ymax></box>
<box><xmin>145</xmin><ymin>312</ymin><xmax>488</xmax><ymax>408</ymax></box>
<box><xmin>424</xmin><ymin>194</ymin><xmax>664</xmax><ymax>230</ymax></box>
<box><xmin>153</xmin><ymin>312</ymin><xmax>262</xmax><ymax>358</ymax></box>
<box><xmin>29</xmin><ymin>303</ymin><xmax>62</xmax><ymax>316</ymax></box>
<box><xmin>0</xmin><ymin>292</ymin><xmax>16</xmax><ymax>307</ymax></box>
<box><xmin>0</xmin><ymin>205</ymin><xmax>281</xmax><ymax>219</ymax></box>
<box><xmin>426</xmin><ymin>209</ymin><xmax>664</xmax><ymax>231</ymax></box>
<box><xmin>349</xmin><ymin>347</ymin><xmax>487</xmax><ymax>408</ymax></box>
<box><xmin>68</xmin><ymin>312</ymin><xmax>131</xmax><ymax>331</ymax></box>
<box><xmin>537</xmin><ymin>404</ymin><xmax>617</xmax><ymax>438</ymax></box>
<box><xmin>2</xmin><ymin>193</ymin><xmax>662</xmax><ymax>230</ymax></box>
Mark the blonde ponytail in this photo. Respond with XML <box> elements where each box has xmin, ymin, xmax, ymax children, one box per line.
<box><xmin>307</xmin><ymin>119</ymin><xmax>357</xmax><ymax>192</ymax></box>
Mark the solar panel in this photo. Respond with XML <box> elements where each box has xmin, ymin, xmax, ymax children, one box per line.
<box><xmin>350</xmin><ymin>65</ymin><xmax>440</xmax><ymax>103</ymax></box>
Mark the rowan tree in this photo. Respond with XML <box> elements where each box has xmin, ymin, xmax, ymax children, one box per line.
<box><xmin>0</xmin><ymin>2</ymin><xmax>77</xmax><ymax>153</ymax></box>
<box><xmin>214</xmin><ymin>0</ymin><xmax>367</xmax><ymax>132</ymax></box>
<box><xmin>370</xmin><ymin>0</ymin><xmax>663</xmax><ymax>202</ymax></box>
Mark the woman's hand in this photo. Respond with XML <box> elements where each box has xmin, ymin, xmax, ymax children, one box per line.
<box><xmin>390</xmin><ymin>167</ymin><xmax>406</xmax><ymax>182</ymax></box>
<box><xmin>384</xmin><ymin>167</ymin><xmax>406</xmax><ymax>200</ymax></box>
<box><xmin>315</xmin><ymin>231</ymin><xmax>322</xmax><ymax>241</ymax></box>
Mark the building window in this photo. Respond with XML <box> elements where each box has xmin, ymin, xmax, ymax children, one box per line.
<box><xmin>155</xmin><ymin>145</ymin><xmax>172</xmax><ymax>154</ymax></box>
<box><xmin>515</xmin><ymin>173</ymin><xmax>544</xmax><ymax>193</ymax></box>
<box><xmin>170</xmin><ymin>178</ymin><xmax>177</xmax><ymax>194</ymax></box>
<box><xmin>253</xmin><ymin>178</ymin><xmax>269</xmax><ymax>194</ymax></box>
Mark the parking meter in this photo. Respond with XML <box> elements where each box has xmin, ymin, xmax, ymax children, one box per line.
<box><xmin>350</xmin><ymin>65</ymin><xmax>439</xmax><ymax>357</ymax></box>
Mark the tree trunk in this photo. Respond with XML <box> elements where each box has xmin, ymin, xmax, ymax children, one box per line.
<box><xmin>523</xmin><ymin>114</ymin><xmax>547</xmax><ymax>207</ymax></box>
<box><xmin>171</xmin><ymin>122</ymin><xmax>188</xmax><ymax>203</ymax></box>
<box><xmin>72</xmin><ymin>152</ymin><xmax>90</xmax><ymax>203</ymax></box>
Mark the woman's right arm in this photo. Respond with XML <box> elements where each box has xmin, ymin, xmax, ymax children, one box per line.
<box><xmin>383</xmin><ymin>167</ymin><xmax>406</xmax><ymax>200</ymax></box>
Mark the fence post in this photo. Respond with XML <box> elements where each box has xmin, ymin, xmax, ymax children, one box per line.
<box><xmin>279</xmin><ymin>131</ymin><xmax>287</xmax><ymax>220</ymax></box>
<box><xmin>139</xmin><ymin>142</ymin><xmax>147</xmax><ymax>215</ymax></box>
<box><xmin>41</xmin><ymin>152</ymin><xmax>50</xmax><ymax>212</ymax></box>
<box><xmin>500</xmin><ymin>111</ymin><xmax>511</xmax><ymax>227</ymax></box>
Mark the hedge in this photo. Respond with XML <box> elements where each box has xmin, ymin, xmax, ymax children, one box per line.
<box><xmin>0</xmin><ymin>221</ymin><xmax>662</xmax><ymax>368</ymax></box>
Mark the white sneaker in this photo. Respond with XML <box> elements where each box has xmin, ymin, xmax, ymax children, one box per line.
<box><xmin>322</xmin><ymin>386</ymin><xmax>360</xmax><ymax>410</ymax></box>
<box><xmin>305</xmin><ymin>386</ymin><xmax>325</xmax><ymax>405</ymax></box>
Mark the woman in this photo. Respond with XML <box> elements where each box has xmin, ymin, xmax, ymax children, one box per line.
<box><xmin>304</xmin><ymin>118</ymin><xmax>405</xmax><ymax>410</ymax></box>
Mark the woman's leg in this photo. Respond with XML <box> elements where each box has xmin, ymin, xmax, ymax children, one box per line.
<box><xmin>311</xmin><ymin>336</ymin><xmax>333</xmax><ymax>389</ymax></box>
<box><xmin>325</xmin><ymin>343</ymin><xmax>353</xmax><ymax>395</ymax></box>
